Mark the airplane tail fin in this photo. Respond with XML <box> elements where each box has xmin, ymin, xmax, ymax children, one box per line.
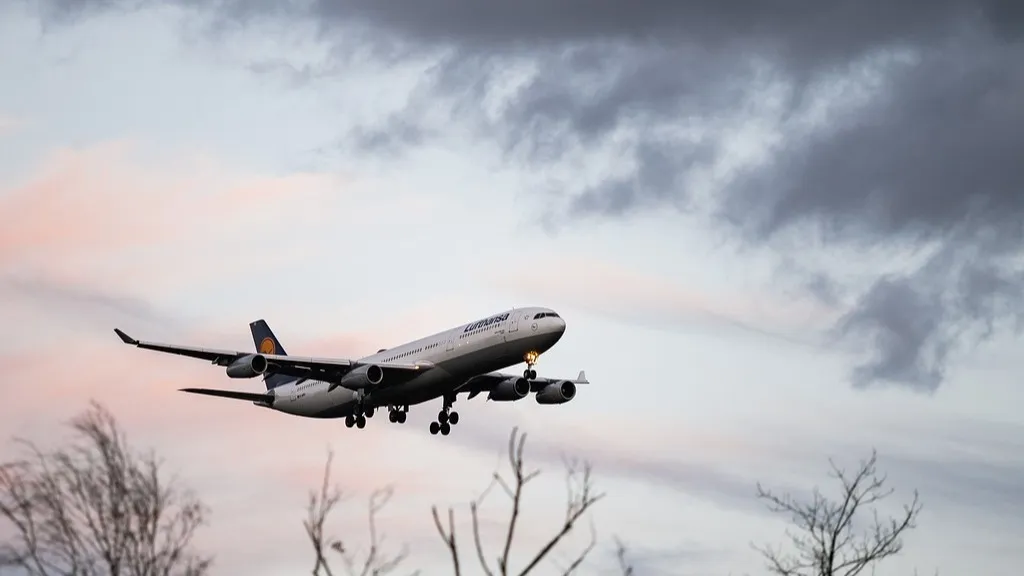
<box><xmin>249</xmin><ymin>319</ymin><xmax>292</xmax><ymax>390</ymax></box>
<box><xmin>575</xmin><ymin>370</ymin><xmax>589</xmax><ymax>384</ymax></box>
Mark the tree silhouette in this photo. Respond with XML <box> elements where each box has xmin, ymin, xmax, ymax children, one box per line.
<box><xmin>303</xmin><ymin>426</ymin><xmax>634</xmax><ymax>575</ymax></box>
<box><xmin>753</xmin><ymin>449</ymin><xmax>922</xmax><ymax>576</ymax></box>
<box><xmin>431</xmin><ymin>427</ymin><xmax>606</xmax><ymax>576</ymax></box>
<box><xmin>304</xmin><ymin>449</ymin><xmax>413</xmax><ymax>576</ymax></box>
<box><xmin>0</xmin><ymin>401</ymin><xmax>211</xmax><ymax>576</ymax></box>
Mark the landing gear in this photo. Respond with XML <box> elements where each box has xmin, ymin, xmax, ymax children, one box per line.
<box><xmin>347</xmin><ymin>399</ymin><xmax>372</xmax><ymax>429</ymax></box>
<box><xmin>429</xmin><ymin>395</ymin><xmax>458</xmax><ymax>435</ymax></box>
<box><xmin>388</xmin><ymin>405</ymin><xmax>409</xmax><ymax>424</ymax></box>
<box><xmin>345</xmin><ymin>414</ymin><xmax>367</xmax><ymax>429</ymax></box>
<box><xmin>523</xmin><ymin>350</ymin><xmax>539</xmax><ymax>380</ymax></box>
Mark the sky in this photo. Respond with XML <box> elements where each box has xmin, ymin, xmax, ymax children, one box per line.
<box><xmin>1</xmin><ymin>0</ymin><xmax>1022</xmax><ymax>574</ymax></box>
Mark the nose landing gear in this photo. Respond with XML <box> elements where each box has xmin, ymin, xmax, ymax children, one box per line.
<box><xmin>429</xmin><ymin>395</ymin><xmax>459</xmax><ymax>436</ymax></box>
<box><xmin>523</xmin><ymin>350</ymin><xmax>539</xmax><ymax>380</ymax></box>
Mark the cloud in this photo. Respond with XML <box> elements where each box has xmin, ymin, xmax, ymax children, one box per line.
<box><xmin>233</xmin><ymin>1</ymin><xmax>1024</xmax><ymax>393</ymax></box>
<box><xmin>22</xmin><ymin>0</ymin><xmax>1024</xmax><ymax>392</ymax></box>
<box><xmin>493</xmin><ymin>254</ymin><xmax>836</xmax><ymax>346</ymax></box>
<box><xmin>437</xmin><ymin>403</ymin><xmax>1024</xmax><ymax>530</ymax></box>
<box><xmin>0</xmin><ymin>274</ymin><xmax>179</xmax><ymax>328</ymax></box>
<box><xmin>428</xmin><ymin>408</ymin><xmax>788</xmax><ymax>517</ymax></box>
<box><xmin>397</xmin><ymin>4</ymin><xmax>1023</xmax><ymax>394</ymax></box>
<box><xmin>0</xmin><ymin>139</ymin><xmax>344</xmax><ymax>292</ymax></box>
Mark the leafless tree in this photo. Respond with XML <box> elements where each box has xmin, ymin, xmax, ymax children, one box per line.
<box><xmin>612</xmin><ymin>537</ymin><xmax>634</xmax><ymax>576</ymax></box>
<box><xmin>304</xmin><ymin>449</ymin><xmax>414</xmax><ymax>576</ymax></box>
<box><xmin>0</xmin><ymin>400</ymin><xmax>211</xmax><ymax>576</ymax></box>
<box><xmin>753</xmin><ymin>448</ymin><xmax>922</xmax><ymax>576</ymax></box>
<box><xmin>431</xmin><ymin>427</ymin><xmax>609</xmax><ymax>576</ymax></box>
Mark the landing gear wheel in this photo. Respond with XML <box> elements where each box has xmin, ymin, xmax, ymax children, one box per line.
<box><xmin>364</xmin><ymin>407</ymin><xmax>374</xmax><ymax>418</ymax></box>
<box><xmin>345</xmin><ymin>415</ymin><xmax>355</xmax><ymax>428</ymax></box>
<box><xmin>388</xmin><ymin>411</ymin><xmax>397</xmax><ymax>423</ymax></box>
<box><xmin>431</xmin><ymin>396</ymin><xmax>456</xmax><ymax>436</ymax></box>
<box><xmin>356</xmin><ymin>416</ymin><xmax>366</xmax><ymax>429</ymax></box>
<box><xmin>397</xmin><ymin>411</ymin><xmax>407</xmax><ymax>424</ymax></box>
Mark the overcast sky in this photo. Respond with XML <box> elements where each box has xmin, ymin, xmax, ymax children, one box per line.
<box><xmin>2</xmin><ymin>1</ymin><xmax>1022</xmax><ymax>574</ymax></box>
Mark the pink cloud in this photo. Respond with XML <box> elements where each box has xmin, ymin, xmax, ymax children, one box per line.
<box><xmin>0</xmin><ymin>140</ymin><xmax>343</xmax><ymax>295</ymax></box>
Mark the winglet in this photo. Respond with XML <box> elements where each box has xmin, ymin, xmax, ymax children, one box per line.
<box><xmin>113</xmin><ymin>328</ymin><xmax>138</xmax><ymax>345</ymax></box>
<box><xmin>576</xmin><ymin>370</ymin><xmax>589</xmax><ymax>384</ymax></box>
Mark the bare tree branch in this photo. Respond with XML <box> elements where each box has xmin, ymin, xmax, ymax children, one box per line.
<box><xmin>430</xmin><ymin>427</ymin><xmax>604</xmax><ymax>576</ymax></box>
<box><xmin>0</xmin><ymin>400</ymin><xmax>212</xmax><ymax>576</ymax></box>
<box><xmin>431</xmin><ymin>506</ymin><xmax>460</xmax><ymax>576</ymax></box>
<box><xmin>304</xmin><ymin>449</ymin><xmax>413</xmax><ymax>576</ymax></box>
<box><xmin>752</xmin><ymin>449</ymin><xmax>922</xmax><ymax>576</ymax></box>
<box><xmin>612</xmin><ymin>537</ymin><xmax>634</xmax><ymax>576</ymax></box>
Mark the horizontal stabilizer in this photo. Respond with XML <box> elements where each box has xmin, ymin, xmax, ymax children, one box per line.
<box><xmin>576</xmin><ymin>370</ymin><xmax>589</xmax><ymax>384</ymax></box>
<box><xmin>179</xmin><ymin>388</ymin><xmax>274</xmax><ymax>403</ymax></box>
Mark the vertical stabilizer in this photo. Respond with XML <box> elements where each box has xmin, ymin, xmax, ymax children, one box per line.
<box><xmin>249</xmin><ymin>319</ymin><xmax>293</xmax><ymax>390</ymax></box>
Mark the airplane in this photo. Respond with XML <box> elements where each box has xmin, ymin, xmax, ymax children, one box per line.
<box><xmin>112</xmin><ymin>306</ymin><xmax>588</xmax><ymax>436</ymax></box>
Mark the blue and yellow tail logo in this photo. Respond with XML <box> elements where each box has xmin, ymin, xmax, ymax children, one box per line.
<box><xmin>259</xmin><ymin>337</ymin><xmax>276</xmax><ymax>354</ymax></box>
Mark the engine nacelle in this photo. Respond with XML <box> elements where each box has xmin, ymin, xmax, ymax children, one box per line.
<box><xmin>225</xmin><ymin>354</ymin><xmax>268</xmax><ymax>378</ymax></box>
<box><xmin>488</xmin><ymin>376</ymin><xmax>530</xmax><ymax>401</ymax></box>
<box><xmin>339</xmin><ymin>364</ymin><xmax>385</xmax><ymax>389</ymax></box>
<box><xmin>535</xmin><ymin>380</ymin><xmax>576</xmax><ymax>404</ymax></box>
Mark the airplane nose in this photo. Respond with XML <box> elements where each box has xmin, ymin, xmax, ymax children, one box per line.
<box><xmin>555</xmin><ymin>317</ymin><xmax>566</xmax><ymax>332</ymax></box>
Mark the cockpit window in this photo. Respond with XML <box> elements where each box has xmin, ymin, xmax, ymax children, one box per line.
<box><xmin>533</xmin><ymin>312</ymin><xmax>561</xmax><ymax>319</ymax></box>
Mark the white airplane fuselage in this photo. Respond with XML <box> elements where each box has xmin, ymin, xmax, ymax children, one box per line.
<box><xmin>269</xmin><ymin>306</ymin><xmax>566</xmax><ymax>418</ymax></box>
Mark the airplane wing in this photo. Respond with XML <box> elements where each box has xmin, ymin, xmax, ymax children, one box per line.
<box><xmin>113</xmin><ymin>328</ymin><xmax>425</xmax><ymax>386</ymax></box>
<box><xmin>457</xmin><ymin>370</ymin><xmax>589</xmax><ymax>399</ymax></box>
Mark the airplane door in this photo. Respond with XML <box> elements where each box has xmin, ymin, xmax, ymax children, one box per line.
<box><xmin>446</xmin><ymin>337</ymin><xmax>454</xmax><ymax>352</ymax></box>
<box><xmin>507</xmin><ymin>313</ymin><xmax>520</xmax><ymax>336</ymax></box>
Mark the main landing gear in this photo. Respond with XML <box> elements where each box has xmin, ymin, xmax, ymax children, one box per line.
<box><xmin>523</xmin><ymin>350</ymin><xmax>540</xmax><ymax>380</ymax></box>
<box><xmin>344</xmin><ymin>399</ymin><xmax>375</xmax><ymax>429</ymax></box>
<box><xmin>429</xmin><ymin>395</ymin><xmax>459</xmax><ymax>436</ymax></box>
<box><xmin>388</xmin><ymin>405</ymin><xmax>409</xmax><ymax>424</ymax></box>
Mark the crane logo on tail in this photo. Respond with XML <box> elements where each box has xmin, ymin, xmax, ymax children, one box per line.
<box><xmin>259</xmin><ymin>337</ymin><xmax>276</xmax><ymax>354</ymax></box>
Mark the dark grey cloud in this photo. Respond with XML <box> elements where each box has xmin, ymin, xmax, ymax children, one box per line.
<box><xmin>18</xmin><ymin>0</ymin><xmax>1024</xmax><ymax>391</ymax></box>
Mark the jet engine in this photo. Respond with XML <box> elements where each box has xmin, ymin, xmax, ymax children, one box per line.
<box><xmin>339</xmin><ymin>364</ymin><xmax>385</xmax><ymax>389</ymax></box>
<box><xmin>487</xmin><ymin>376</ymin><xmax>530</xmax><ymax>401</ymax></box>
<box><xmin>225</xmin><ymin>354</ymin><xmax>268</xmax><ymax>378</ymax></box>
<box><xmin>535</xmin><ymin>380</ymin><xmax>576</xmax><ymax>404</ymax></box>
